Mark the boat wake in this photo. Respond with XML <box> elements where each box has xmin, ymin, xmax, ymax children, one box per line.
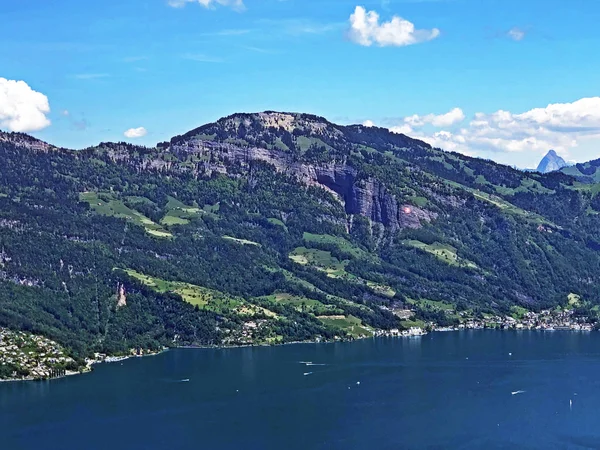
<box><xmin>511</xmin><ymin>390</ymin><xmax>525</xmax><ymax>395</ymax></box>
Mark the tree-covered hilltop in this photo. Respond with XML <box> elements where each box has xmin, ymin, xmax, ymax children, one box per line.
<box><xmin>1</xmin><ymin>111</ymin><xmax>600</xmax><ymax>357</ymax></box>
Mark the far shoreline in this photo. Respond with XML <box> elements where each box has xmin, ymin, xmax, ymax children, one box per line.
<box><xmin>3</xmin><ymin>327</ymin><xmax>598</xmax><ymax>384</ymax></box>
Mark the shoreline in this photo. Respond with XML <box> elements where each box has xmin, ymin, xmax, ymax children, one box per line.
<box><xmin>85</xmin><ymin>348</ymin><xmax>169</xmax><ymax>370</ymax></box>
<box><xmin>2</xmin><ymin>327</ymin><xmax>597</xmax><ymax>383</ymax></box>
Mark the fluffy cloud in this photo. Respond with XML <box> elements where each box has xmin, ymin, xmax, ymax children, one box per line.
<box><xmin>362</xmin><ymin>120</ymin><xmax>375</xmax><ymax>127</ymax></box>
<box><xmin>389</xmin><ymin>123</ymin><xmax>414</xmax><ymax>135</ymax></box>
<box><xmin>168</xmin><ymin>0</ymin><xmax>245</xmax><ymax>11</ymax></box>
<box><xmin>348</xmin><ymin>6</ymin><xmax>440</xmax><ymax>47</ymax></box>
<box><xmin>385</xmin><ymin>98</ymin><xmax>600</xmax><ymax>161</ymax></box>
<box><xmin>0</xmin><ymin>78</ymin><xmax>51</xmax><ymax>132</ymax></box>
<box><xmin>507</xmin><ymin>27</ymin><xmax>526</xmax><ymax>41</ymax></box>
<box><xmin>404</xmin><ymin>107</ymin><xmax>465</xmax><ymax>128</ymax></box>
<box><xmin>377</xmin><ymin>107</ymin><xmax>465</xmax><ymax>136</ymax></box>
<box><xmin>124</xmin><ymin>127</ymin><xmax>147</xmax><ymax>138</ymax></box>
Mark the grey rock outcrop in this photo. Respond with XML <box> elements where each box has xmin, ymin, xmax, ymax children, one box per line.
<box><xmin>166</xmin><ymin>139</ymin><xmax>436</xmax><ymax>231</ymax></box>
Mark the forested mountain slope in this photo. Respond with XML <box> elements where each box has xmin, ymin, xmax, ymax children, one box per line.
<box><xmin>2</xmin><ymin>111</ymin><xmax>600</xmax><ymax>359</ymax></box>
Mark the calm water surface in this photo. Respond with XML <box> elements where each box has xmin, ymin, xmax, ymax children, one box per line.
<box><xmin>2</xmin><ymin>331</ymin><xmax>600</xmax><ymax>449</ymax></box>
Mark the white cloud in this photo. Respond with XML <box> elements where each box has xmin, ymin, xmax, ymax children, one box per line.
<box><xmin>0</xmin><ymin>78</ymin><xmax>51</xmax><ymax>132</ymax></box>
<box><xmin>386</xmin><ymin>98</ymin><xmax>600</xmax><ymax>163</ymax></box>
<box><xmin>507</xmin><ymin>27</ymin><xmax>525</xmax><ymax>41</ymax></box>
<box><xmin>389</xmin><ymin>123</ymin><xmax>413</xmax><ymax>135</ymax></box>
<box><xmin>124</xmin><ymin>127</ymin><xmax>147</xmax><ymax>138</ymax></box>
<box><xmin>348</xmin><ymin>6</ymin><xmax>440</xmax><ymax>47</ymax></box>
<box><xmin>363</xmin><ymin>120</ymin><xmax>375</xmax><ymax>127</ymax></box>
<box><xmin>168</xmin><ymin>0</ymin><xmax>245</xmax><ymax>11</ymax></box>
<box><xmin>404</xmin><ymin>107</ymin><xmax>465</xmax><ymax>128</ymax></box>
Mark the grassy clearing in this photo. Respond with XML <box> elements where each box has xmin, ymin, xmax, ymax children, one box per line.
<box><xmin>160</xmin><ymin>215</ymin><xmax>190</xmax><ymax>226</ymax></box>
<box><xmin>260</xmin><ymin>293</ymin><xmax>342</xmax><ymax>316</ymax></box>
<box><xmin>125</xmin><ymin>269</ymin><xmax>229</xmax><ymax>308</ymax></box>
<box><xmin>124</xmin><ymin>269</ymin><xmax>276</xmax><ymax>318</ymax></box>
<box><xmin>125</xmin><ymin>196</ymin><xmax>156</xmax><ymax>205</ymax></box>
<box><xmin>289</xmin><ymin>247</ymin><xmax>353</xmax><ymax>280</ymax></box>
<box><xmin>289</xmin><ymin>247</ymin><xmax>343</xmax><ymax>269</ymax></box>
<box><xmin>203</xmin><ymin>203</ymin><xmax>220</xmax><ymax>214</ymax></box>
<box><xmin>407</xmin><ymin>298</ymin><xmax>454</xmax><ymax>312</ymax></box>
<box><xmin>568</xmin><ymin>293</ymin><xmax>582</xmax><ymax>307</ymax></box>
<box><xmin>268</xmin><ymin>218</ymin><xmax>288</xmax><ymax>230</ymax></box>
<box><xmin>402</xmin><ymin>240</ymin><xmax>477</xmax><ymax>269</ymax></box>
<box><xmin>296</xmin><ymin>136</ymin><xmax>334</xmax><ymax>153</ymax></box>
<box><xmin>160</xmin><ymin>196</ymin><xmax>205</xmax><ymax>227</ymax></box>
<box><xmin>471</xmin><ymin>191</ymin><xmax>554</xmax><ymax>225</ymax></box>
<box><xmin>400</xmin><ymin>319</ymin><xmax>427</xmax><ymax>329</ymax></box>
<box><xmin>146</xmin><ymin>229</ymin><xmax>174</xmax><ymax>238</ymax></box>
<box><xmin>366</xmin><ymin>281</ymin><xmax>396</xmax><ymax>298</ymax></box>
<box><xmin>273</xmin><ymin>138</ymin><xmax>290</xmax><ymax>152</ymax></box>
<box><xmin>223</xmin><ymin>236</ymin><xmax>261</xmax><ymax>246</ymax></box>
<box><xmin>80</xmin><ymin>192</ymin><xmax>172</xmax><ymax>238</ymax></box>
<box><xmin>165</xmin><ymin>196</ymin><xmax>188</xmax><ymax>210</ymax></box>
<box><xmin>289</xmin><ymin>247</ymin><xmax>396</xmax><ymax>296</ymax></box>
<box><xmin>318</xmin><ymin>315</ymin><xmax>373</xmax><ymax>338</ymax></box>
<box><xmin>495</xmin><ymin>178</ymin><xmax>554</xmax><ymax>196</ymax></box>
<box><xmin>302</xmin><ymin>232</ymin><xmax>365</xmax><ymax>259</ymax></box>
<box><xmin>445</xmin><ymin>181</ymin><xmax>555</xmax><ymax>226</ymax></box>
<box><xmin>511</xmin><ymin>305</ymin><xmax>529</xmax><ymax>319</ymax></box>
<box><xmin>571</xmin><ymin>182</ymin><xmax>600</xmax><ymax>196</ymax></box>
<box><xmin>268</xmin><ymin>267</ymin><xmax>375</xmax><ymax>314</ymax></box>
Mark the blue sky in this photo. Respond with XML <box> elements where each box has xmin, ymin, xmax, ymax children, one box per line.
<box><xmin>1</xmin><ymin>0</ymin><xmax>600</xmax><ymax>168</ymax></box>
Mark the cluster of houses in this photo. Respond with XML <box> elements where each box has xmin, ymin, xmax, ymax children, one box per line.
<box><xmin>87</xmin><ymin>348</ymin><xmax>161</xmax><ymax>367</ymax></box>
<box><xmin>0</xmin><ymin>328</ymin><xmax>76</xmax><ymax>380</ymax></box>
<box><xmin>385</xmin><ymin>304</ymin><xmax>598</xmax><ymax>336</ymax></box>
<box><xmin>375</xmin><ymin>327</ymin><xmax>428</xmax><ymax>337</ymax></box>
<box><xmin>222</xmin><ymin>319</ymin><xmax>272</xmax><ymax>345</ymax></box>
<box><xmin>446</xmin><ymin>309</ymin><xmax>596</xmax><ymax>332</ymax></box>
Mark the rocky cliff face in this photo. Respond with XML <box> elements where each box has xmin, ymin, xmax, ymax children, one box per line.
<box><xmin>166</xmin><ymin>139</ymin><xmax>436</xmax><ymax>231</ymax></box>
<box><xmin>92</xmin><ymin>112</ymin><xmax>439</xmax><ymax>231</ymax></box>
<box><xmin>0</xmin><ymin>132</ymin><xmax>54</xmax><ymax>153</ymax></box>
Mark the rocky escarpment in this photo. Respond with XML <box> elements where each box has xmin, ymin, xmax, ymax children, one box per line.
<box><xmin>0</xmin><ymin>132</ymin><xmax>55</xmax><ymax>153</ymax></box>
<box><xmin>165</xmin><ymin>139</ymin><xmax>436</xmax><ymax>231</ymax></box>
<box><xmin>93</xmin><ymin>111</ymin><xmax>439</xmax><ymax>232</ymax></box>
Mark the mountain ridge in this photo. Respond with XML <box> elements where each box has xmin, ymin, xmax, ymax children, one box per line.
<box><xmin>1</xmin><ymin>110</ymin><xmax>600</xmax><ymax>364</ymax></box>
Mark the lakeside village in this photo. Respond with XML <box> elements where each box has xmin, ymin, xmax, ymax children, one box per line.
<box><xmin>0</xmin><ymin>329</ymin><xmax>79</xmax><ymax>381</ymax></box>
<box><xmin>375</xmin><ymin>305</ymin><xmax>597</xmax><ymax>337</ymax></box>
<box><xmin>0</xmin><ymin>328</ymin><xmax>160</xmax><ymax>382</ymax></box>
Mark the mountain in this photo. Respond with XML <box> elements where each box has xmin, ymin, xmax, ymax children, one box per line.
<box><xmin>537</xmin><ymin>150</ymin><xmax>567</xmax><ymax>173</ymax></box>
<box><xmin>1</xmin><ymin>111</ymin><xmax>600</xmax><ymax>361</ymax></box>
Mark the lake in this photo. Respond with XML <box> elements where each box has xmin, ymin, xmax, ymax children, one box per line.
<box><xmin>2</xmin><ymin>331</ymin><xmax>600</xmax><ymax>449</ymax></box>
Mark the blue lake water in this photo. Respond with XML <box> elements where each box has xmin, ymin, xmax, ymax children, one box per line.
<box><xmin>2</xmin><ymin>331</ymin><xmax>600</xmax><ymax>449</ymax></box>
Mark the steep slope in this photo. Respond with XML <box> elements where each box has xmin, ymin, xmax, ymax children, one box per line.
<box><xmin>561</xmin><ymin>156</ymin><xmax>600</xmax><ymax>183</ymax></box>
<box><xmin>1</xmin><ymin>111</ymin><xmax>600</xmax><ymax>360</ymax></box>
<box><xmin>537</xmin><ymin>150</ymin><xmax>567</xmax><ymax>173</ymax></box>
